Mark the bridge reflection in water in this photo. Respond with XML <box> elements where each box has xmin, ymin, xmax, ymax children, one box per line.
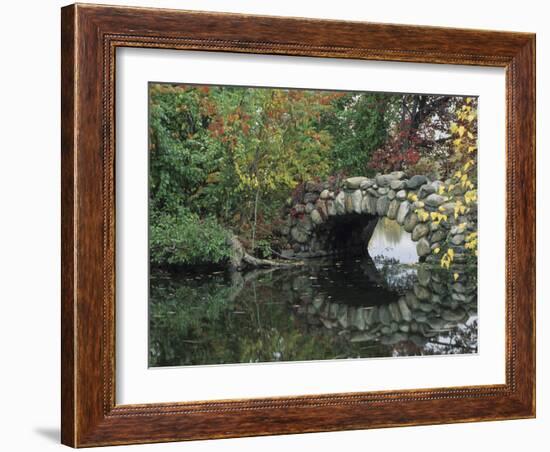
<box><xmin>149</xmin><ymin>217</ymin><xmax>477</xmax><ymax>368</ymax></box>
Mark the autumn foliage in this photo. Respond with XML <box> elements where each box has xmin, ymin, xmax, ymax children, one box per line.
<box><xmin>148</xmin><ymin>83</ymin><xmax>478</xmax><ymax>265</ymax></box>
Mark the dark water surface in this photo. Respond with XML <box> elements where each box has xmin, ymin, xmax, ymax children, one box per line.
<box><xmin>149</xmin><ymin>219</ymin><xmax>478</xmax><ymax>367</ymax></box>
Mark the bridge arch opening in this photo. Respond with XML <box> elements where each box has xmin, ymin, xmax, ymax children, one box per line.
<box><xmin>314</xmin><ymin>213</ymin><xmax>377</xmax><ymax>258</ymax></box>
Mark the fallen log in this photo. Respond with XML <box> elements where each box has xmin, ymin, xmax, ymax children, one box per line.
<box><xmin>228</xmin><ymin>235</ymin><xmax>303</xmax><ymax>271</ymax></box>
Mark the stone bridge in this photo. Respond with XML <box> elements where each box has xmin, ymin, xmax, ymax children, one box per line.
<box><xmin>283</xmin><ymin>172</ymin><xmax>477</xmax><ymax>262</ymax></box>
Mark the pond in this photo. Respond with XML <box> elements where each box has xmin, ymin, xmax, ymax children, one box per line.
<box><xmin>149</xmin><ymin>218</ymin><xmax>478</xmax><ymax>367</ymax></box>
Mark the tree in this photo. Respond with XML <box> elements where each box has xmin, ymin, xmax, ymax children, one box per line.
<box><xmin>368</xmin><ymin>94</ymin><xmax>470</xmax><ymax>178</ymax></box>
<box><xmin>322</xmin><ymin>92</ymin><xmax>390</xmax><ymax>176</ymax></box>
<box><xmin>207</xmin><ymin>87</ymin><xmax>336</xmax><ymax>250</ymax></box>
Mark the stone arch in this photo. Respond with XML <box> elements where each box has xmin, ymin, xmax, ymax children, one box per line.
<box><xmin>284</xmin><ymin>172</ymin><xmax>477</xmax><ymax>261</ymax></box>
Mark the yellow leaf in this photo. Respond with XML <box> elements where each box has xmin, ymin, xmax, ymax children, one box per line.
<box><xmin>454</xmin><ymin>273</ymin><xmax>459</xmax><ymax>281</ymax></box>
<box><xmin>457</xmin><ymin>126</ymin><xmax>466</xmax><ymax>137</ymax></box>
<box><xmin>434</xmin><ymin>247</ymin><xmax>440</xmax><ymax>254</ymax></box>
<box><xmin>467</xmin><ymin>131</ymin><xmax>474</xmax><ymax>139</ymax></box>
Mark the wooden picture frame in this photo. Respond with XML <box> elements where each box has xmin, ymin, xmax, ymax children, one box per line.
<box><xmin>61</xmin><ymin>3</ymin><xmax>535</xmax><ymax>447</ymax></box>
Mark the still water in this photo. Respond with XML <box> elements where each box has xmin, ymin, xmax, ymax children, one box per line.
<box><xmin>149</xmin><ymin>218</ymin><xmax>478</xmax><ymax>367</ymax></box>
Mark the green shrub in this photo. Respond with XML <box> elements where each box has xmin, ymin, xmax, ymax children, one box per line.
<box><xmin>149</xmin><ymin>207</ymin><xmax>230</xmax><ymax>267</ymax></box>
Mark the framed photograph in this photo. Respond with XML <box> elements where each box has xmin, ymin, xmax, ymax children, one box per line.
<box><xmin>61</xmin><ymin>3</ymin><xmax>535</xmax><ymax>447</ymax></box>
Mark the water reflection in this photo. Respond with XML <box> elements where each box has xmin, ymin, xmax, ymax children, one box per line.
<box><xmin>368</xmin><ymin>217</ymin><xmax>418</xmax><ymax>264</ymax></box>
<box><xmin>150</xmin><ymin>219</ymin><xmax>477</xmax><ymax>367</ymax></box>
